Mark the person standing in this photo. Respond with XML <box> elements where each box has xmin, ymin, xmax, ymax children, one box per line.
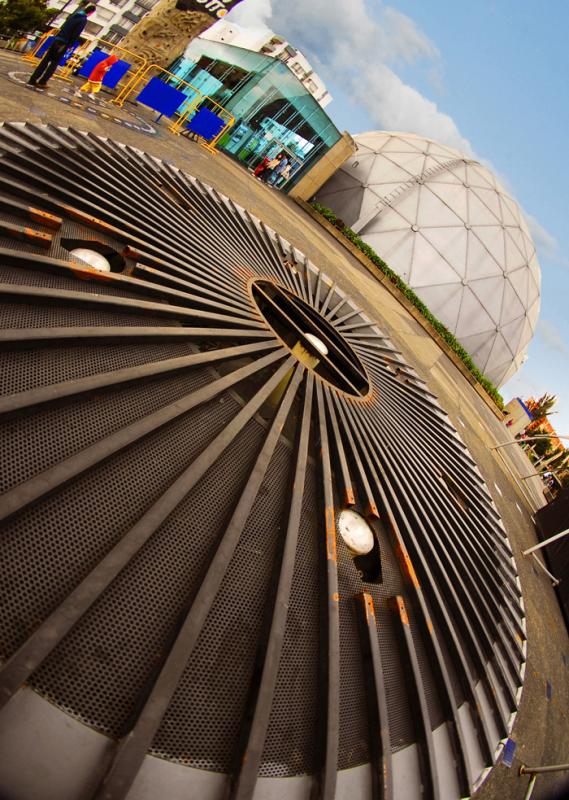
<box><xmin>275</xmin><ymin>160</ymin><xmax>293</xmax><ymax>188</ymax></box>
<box><xmin>268</xmin><ymin>155</ymin><xmax>289</xmax><ymax>186</ymax></box>
<box><xmin>27</xmin><ymin>4</ymin><xmax>96</xmax><ymax>88</ymax></box>
<box><xmin>260</xmin><ymin>153</ymin><xmax>283</xmax><ymax>184</ymax></box>
<box><xmin>253</xmin><ymin>155</ymin><xmax>270</xmax><ymax>180</ymax></box>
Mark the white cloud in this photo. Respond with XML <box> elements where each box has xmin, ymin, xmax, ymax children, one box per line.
<box><xmin>348</xmin><ymin>65</ymin><xmax>472</xmax><ymax>153</ymax></box>
<box><xmin>525</xmin><ymin>212</ymin><xmax>569</xmax><ymax>269</ymax></box>
<box><xmin>227</xmin><ymin>0</ymin><xmax>272</xmax><ymax>30</ymax></box>
<box><xmin>538</xmin><ymin>319</ymin><xmax>569</xmax><ymax>357</ymax></box>
<box><xmin>379</xmin><ymin>6</ymin><xmax>439</xmax><ymax>65</ymax></box>
<box><xmin>228</xmin><ymin>0</ymin><xmax>472</xmax><ymax>152</ymax></box>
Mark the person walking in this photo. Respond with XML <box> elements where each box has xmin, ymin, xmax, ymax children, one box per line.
<box><xmin>260</xmin><ymin>153</ymin><xmax>283</xmax><ymax>184</ymax></box>
<box><xmin>275</xmin><ymin>160</ymin><xmax>293</xmax><ymax>188</ymax></box>
<box><xmin>75</xmin><ymin>53</ymin><xmax>118</xmax><ymax>100</ymax></box>
<box><xmin>253</xmin><ymin>155</ymin><xmax>270</xmax><ymax>179</ymax></box>
<box><xmin>27</xmin><ymin>4</ymin><xmax>96</xmax><ymax>89</ymax></box>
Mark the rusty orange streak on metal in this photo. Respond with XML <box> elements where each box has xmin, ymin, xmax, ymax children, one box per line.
<box><xmin>23</xmin><ymin>228</ymin><xmax>52</xmax><ymax>248</ymax></box>
<box><xmin>68</xmin><ymin>263</ymin><xmax>114</xmax><ymax>283</ymax></box>
<box><xmin>331</xmin><ymin>592</ymin><xmax>339</xmax><ymax>603</ymax></box>
<box><xmin>29</xmin><ymin>209</ymin><xmax>62</xmax><ymax>230</ymax></box>
<box><xmin>62</xmin><ymin>206</ymin><xmax>116</xmax><ymax>234</ymax></box>
<box><xmin>325</xmin><ymin>506</ymin><xmax>337</xmax><ymax>562</ymax></box>
<box><xmin>122</xmin><ymin>246</ymin><xmax>142</xmax><ymax>260</ymax></box>
<box><xmin>365</xmin><ymin>593</ymin><xmax>375</xmax><ymax>620</ymax></box>
<box><xmin>396</xmin><ymin>597</ymin><xmax>409</xmax><ymax>626</ymax></box>
<box><xmin>395</xmin><ymin>544</ymin><xmax>420</xmax><ymax>589</ymax></box>
<box><xmin>367</xmin><ymin>501</ymin><xmax>380</xmax><ymax>518</ymax></box>
<box><xmin>234</xmin><ymin>265</ymin><xmax>255</xmax><ymax>281</ymax></box>
<box><xmin>354</xmin><ymin>592</ymin><xmax>370</xmax><ymax>621</ymax></box>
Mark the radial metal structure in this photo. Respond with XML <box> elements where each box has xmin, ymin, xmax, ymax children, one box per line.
<box><xmin>0</xmin><ymin>123</ymin><xmax>526</xmax><ymax>800</ymax></box>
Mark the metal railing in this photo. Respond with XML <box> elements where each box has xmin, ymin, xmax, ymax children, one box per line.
<box><xmin>521</xmin><ymin>526</ymin><xmax>569</xmax><ymax>586</ymax></box>
<box><xmin>112</xmin><ymin>63</ymin><xmax>202</xmax><ymax>109</ymax></box>
<box><xmin>60</xmin><ymin>38</ymin><xmax>146</xmax><ymax>83</ymax></box>
<box><xmin>21</xmin><ymin>32</ymin><xmax>147</xmax><ymax>89</ymax></box>
<box><xmin>111</xmin><ymin>63</ymin><xmax>234</xmax><ymax>154</ymax></box>
<box><xmin>21</xmin><ymin>29</ymin><xmax>56</xmax><ymax>62</ymax></box>
<box><xmin>519</xmin><ymin>762</ymin><xmax>569</xmax><ymax>800</ymax></box>
<box><xmin>170</xmin><ymin>95</ymin><xmax>234</xmax><ymax>155</ymax></box>
<box><xmin>489</xmin><ymin>433</ymin><xmax>569</xmax><ymax>510</ymax></box>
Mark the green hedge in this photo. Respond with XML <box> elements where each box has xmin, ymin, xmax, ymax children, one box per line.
<box><xmin>310</xmin><ymin>201</ymin><xmax>504</xmax><ymax>409</ymax></box>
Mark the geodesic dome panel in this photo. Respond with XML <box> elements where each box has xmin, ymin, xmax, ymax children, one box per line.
<box><xmin>316</xmin><ymin>131</ymin><xmax>541</xmax><ymax>387</ymax></box>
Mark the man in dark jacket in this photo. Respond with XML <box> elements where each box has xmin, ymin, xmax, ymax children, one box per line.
<box><xmin>27</xmin><ymin>4</ymin><xmax>96</xmax><ymax>88</ymax></box>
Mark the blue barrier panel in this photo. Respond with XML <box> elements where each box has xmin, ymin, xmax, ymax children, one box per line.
<box><xmin>35</xmin><ymin>36</ymin><xmax>55</xmax><ymax>58</ymax></box>
<box><xmin>136</xmin><ymin>77</ymin><xmax>188</xmax><ymax>117</ymax></box>
<box><xmin>34</xmin><ymin>36</ymin><xmax>76</xmax><ymax>64</ymax></box>
<box><xmin>103</xmin><ymin>60</ymin><xmax>130</xmax><ymax>89</ymax></box>
<box><xmin>77</xmin><ymin>49</ymin><xmax>107</xmax><ymax>76</ymax></box>
<box><xmin>78</xmin><ymin>50</ymin><xmax>131</xmax><ymax>88</ymax></box>
<box><xmin>186</xmin><ymin>107</ymin><xmax>226</xmax><ymax>141</ymax></box>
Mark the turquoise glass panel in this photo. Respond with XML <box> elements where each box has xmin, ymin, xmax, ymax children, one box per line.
<box><xmin>170</xmin><ymin>39</ymin><xmax>341</xmax><ymax>190</ymax></box>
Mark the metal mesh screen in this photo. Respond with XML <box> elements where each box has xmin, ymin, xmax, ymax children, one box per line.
<box><xmin>0</xmin><ymin>123</ymin><xmax>527</xmax><ymax>799</ymax></box>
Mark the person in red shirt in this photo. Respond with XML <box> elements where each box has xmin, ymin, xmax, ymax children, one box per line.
<box><xmin>253</xmin><ymin>155</ymin><xmax>270</xmax><ymax>179</ymax></box>
<box><xmin>76</xmin><ymin>54</ymin><xmax>118</xmax><ymax>101</ymax></box>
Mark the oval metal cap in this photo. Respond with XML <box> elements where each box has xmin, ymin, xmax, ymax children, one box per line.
<box><xmin>304</xmin><ymin>332</ymin><xmax>329</xmax><ymax>356</ymax></box>
<box><xmin>69</xmin><ymin>248</ymin><xmax>112</xmax><ymax>272</ymax></box>
<box><xmin>338</xmin><ymin>509</ymin><xmax>374</xmax><ymax>555</ymax></box>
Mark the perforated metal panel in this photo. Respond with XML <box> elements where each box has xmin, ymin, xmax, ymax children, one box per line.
<box><xmin>0</xmin><ymin>123</ymin><xmax>526</xmax><ymax>800</ymax></box>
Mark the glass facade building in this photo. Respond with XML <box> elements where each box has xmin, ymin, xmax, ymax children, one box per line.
<box><xmin>169</xmin><ymin>39</ymin><xmax>342</xmax><ymax>191</ymax></box>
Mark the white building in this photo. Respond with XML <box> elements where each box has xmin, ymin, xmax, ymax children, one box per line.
<box><xmin>317</xmin><ymin>131</ymin><xmax>541</xmax><ymax>388</ymax></box>
<box><xmin>48</xmin><ymin>0</ymin><xmax>158</xmax><ymax>45</ymax></box>
<box><xmin>202</xmin><ymin>20</ymin><xmax>332</xmax><ymax>108</ymax></box>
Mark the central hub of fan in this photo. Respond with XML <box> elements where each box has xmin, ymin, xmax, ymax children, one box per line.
<box><xmin>251</xmin><ymin>279</ymin><xmax>371</xmax><ymax>397</ymax></box>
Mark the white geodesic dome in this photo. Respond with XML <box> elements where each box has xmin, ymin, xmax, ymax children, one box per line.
<box><xmin>316</xmin><ymin>131</ymin><xmax>541</xmax><ymax>387</ymax></box>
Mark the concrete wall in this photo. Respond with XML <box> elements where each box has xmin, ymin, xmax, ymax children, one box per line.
<box><xmin>505</xmin><ymin>397</ymin><xmax>533</xmax><ymax>436</ymax></box>
<box><xmin>288</xmin><ymin>132</ymin><xmax>356</xmax><ymax>202</ymax></box>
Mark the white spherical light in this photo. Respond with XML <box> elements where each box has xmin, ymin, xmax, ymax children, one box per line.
<box><xmin>337</xmin><ymin>509</ymin><xmax>375</xmax><ymax>555</ymax></box>
<box><xmin>317</xmin><ymin>131</ymin><xmax>541</xmax><ymax>387</ymax></box>
<box><xmin>69</xmin><ymin>248</ymin><xmax>112</xmax><ymax>273</ymax></box>
<box><xmin>304</xmin><ymin>332</ymin><xmax>329</xmax><ymax>356</ymax></box>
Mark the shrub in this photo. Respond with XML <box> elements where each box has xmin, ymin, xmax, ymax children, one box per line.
<box><xmin>0</xmin><ymin>0</ymin><xmax>57</xmax><ymax>37</ymax></box>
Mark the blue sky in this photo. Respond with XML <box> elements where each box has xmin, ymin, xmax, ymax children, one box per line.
<box><xmin>227</xmin><ymin>0</ymin><xmax>569</xmax><ymax>437</ymax></box>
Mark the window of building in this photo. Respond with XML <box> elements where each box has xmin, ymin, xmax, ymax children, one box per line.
<box><xmin>94</xmin><ymin>8</ymin><xmax>114</xmax><ymax>22</ymax></box>
<box><xmin>122</xmin><ymin>10</ymin><xmax>141</xmax><ymax>23</ymax></box>
<box><xmin>85</xmin><ymin>21</ymin><xmax>103</xmax><ymax>35</ymax></box>
<box><xmin>173</xmin><ymin>40</ymin><xmax>340</xmax><ymax>192</ymax></box>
